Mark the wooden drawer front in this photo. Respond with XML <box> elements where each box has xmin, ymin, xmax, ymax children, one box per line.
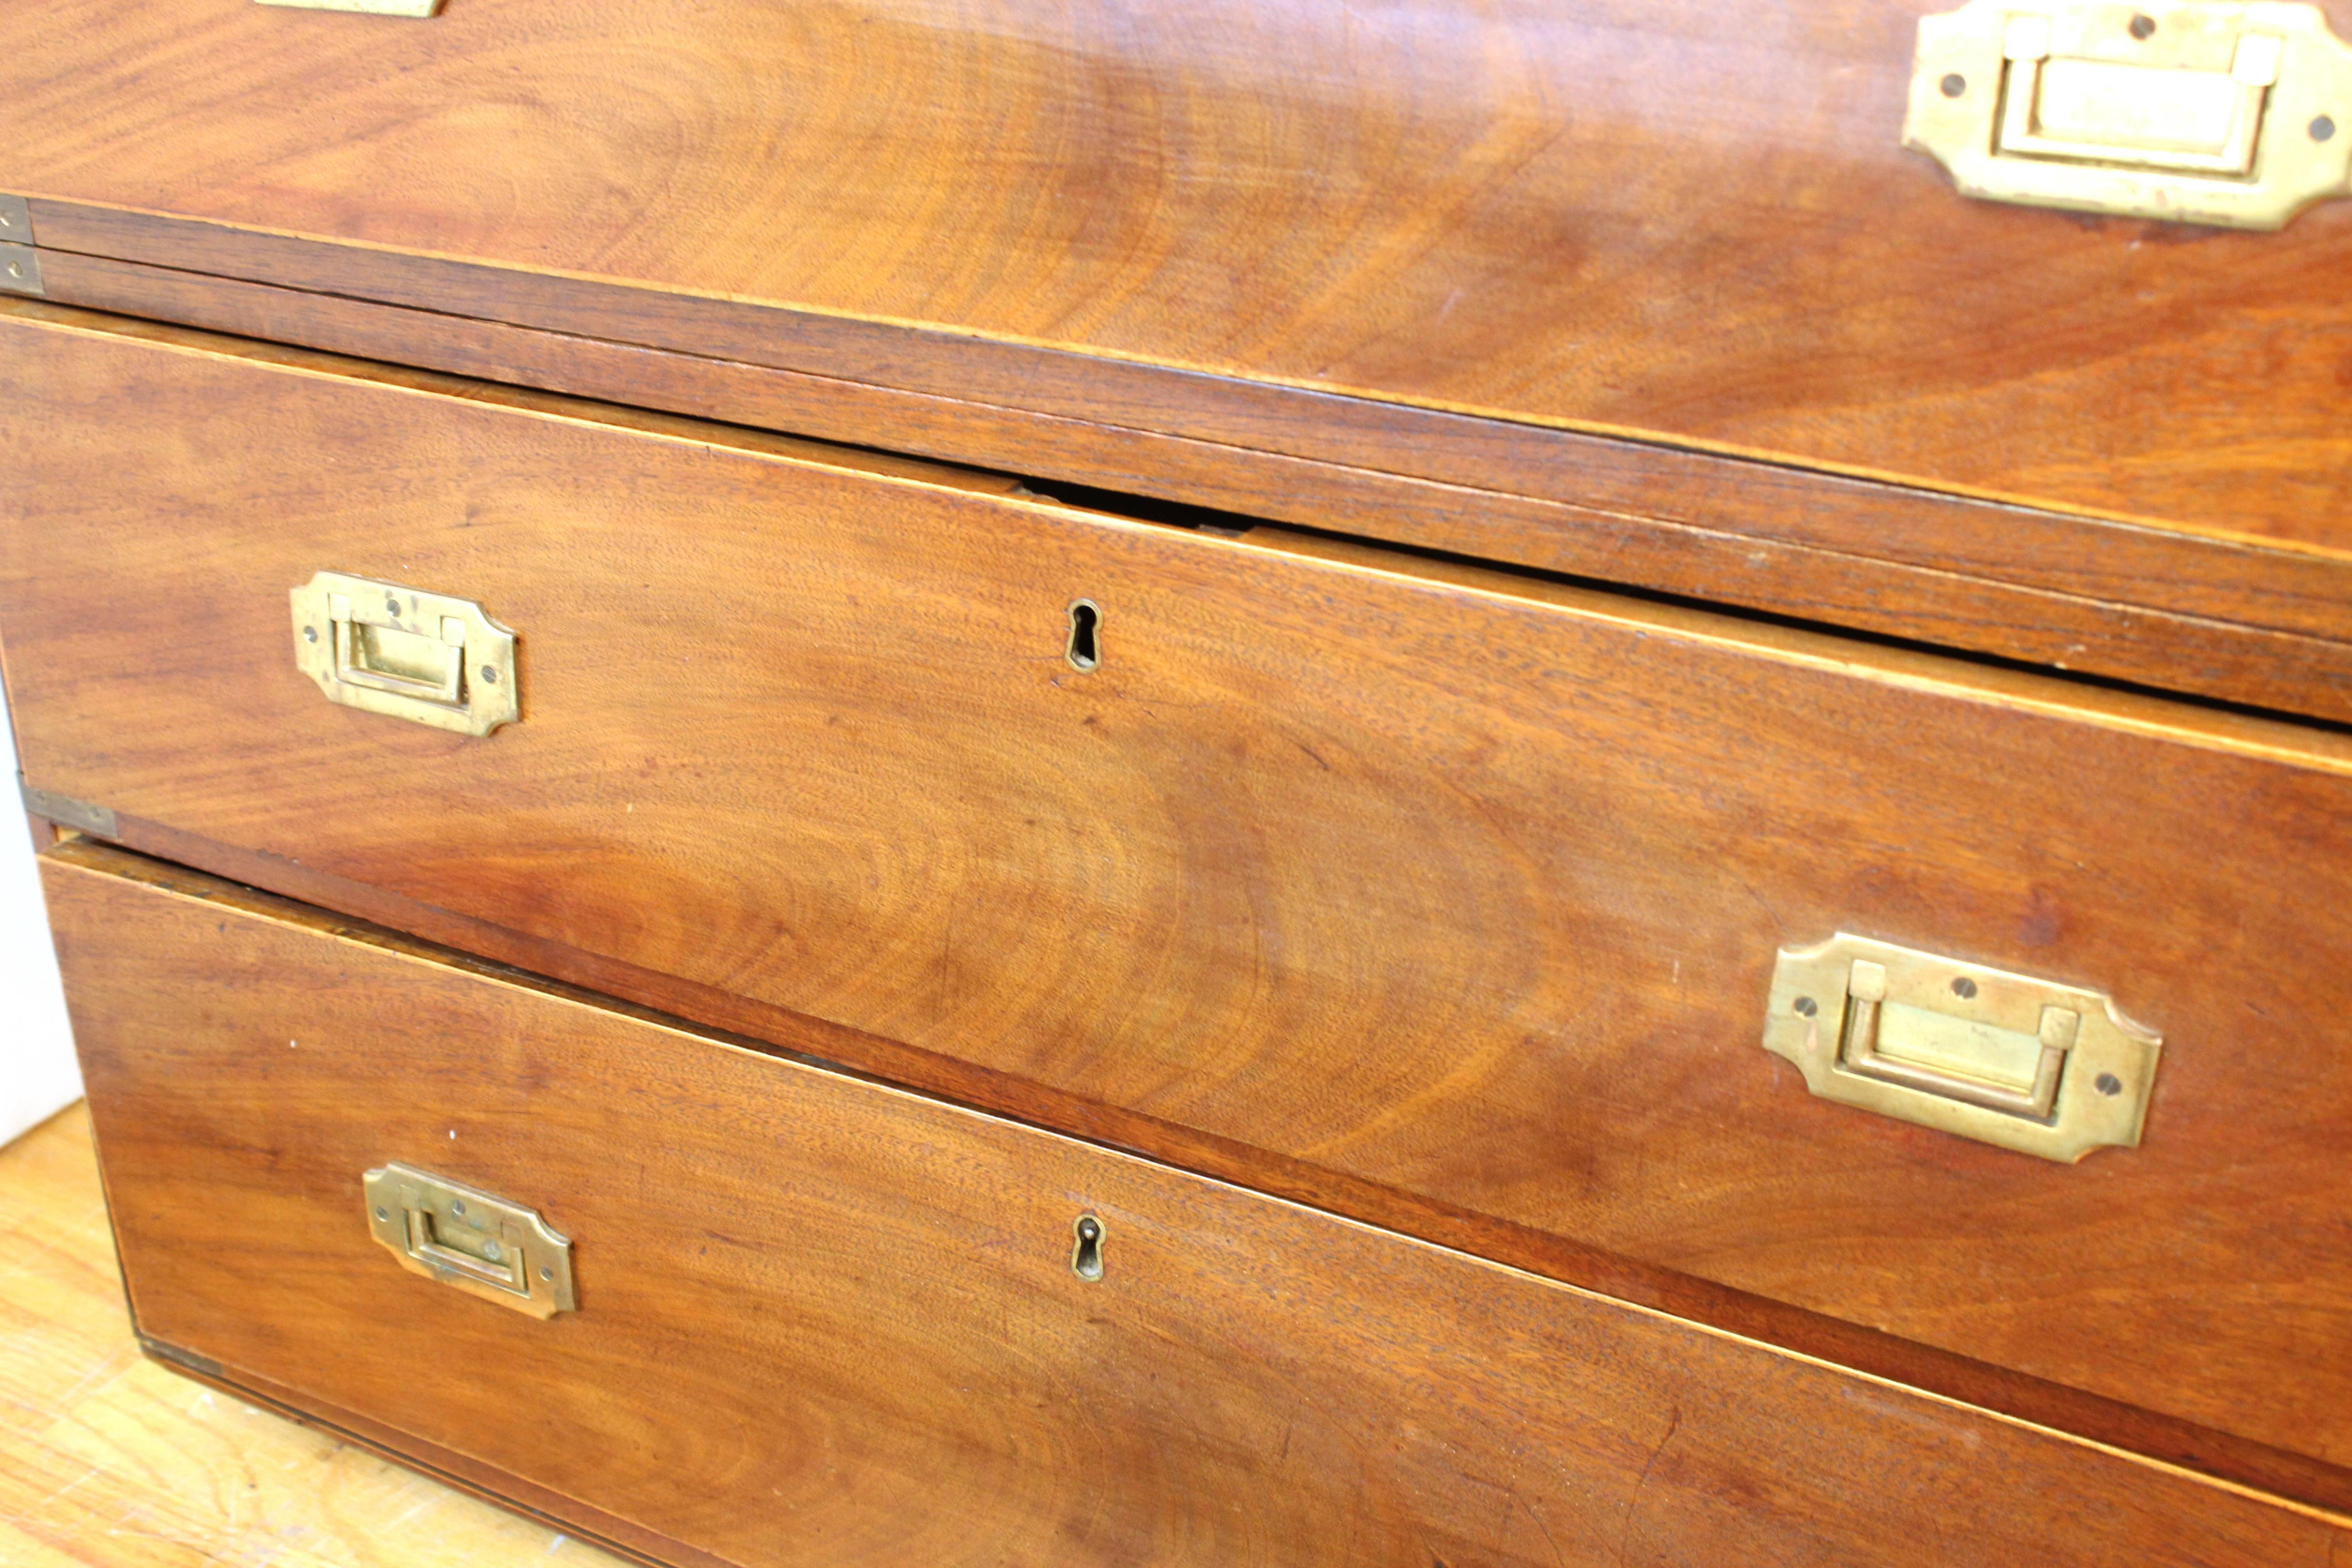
<box><xmin>4</xmin><ymin>0</ymin><xmax>2350</xmax><ymax>560</ymax></box>
<box><xmin>9</xmin><ymin>309</ymin><xmax>2352</xmax><ymax>1473</ymax></box>
<box><xmin>47</xmin><ymin>842</ymin><xmax>2346</xmax><ymax>1568</ymax></box>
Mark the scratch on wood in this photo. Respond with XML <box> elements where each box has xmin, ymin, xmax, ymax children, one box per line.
<box><xmin>1615</xmin><ymin>1405</ymin><xmax>1681</xmax><ymax>1565</ymax></box>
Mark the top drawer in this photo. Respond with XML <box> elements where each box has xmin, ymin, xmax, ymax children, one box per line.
<box><xmin>2</xmin><ymin>0</ymin><xmax>2350</xmax><ymax>557</ymax></box>
<box><xmin>6</xmin><ymin>303</ymin><xmax>2352</xmax><ymax>1491</ymax></box>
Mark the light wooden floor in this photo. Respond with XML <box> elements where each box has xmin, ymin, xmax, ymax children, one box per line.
<box><xmin>0</xmin><ymin>1102</ymin><xmax>627</xmax><ymax>1567</ymax></box>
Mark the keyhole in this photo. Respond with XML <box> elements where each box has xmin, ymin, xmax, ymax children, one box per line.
<box><xmin>1070</xmin><ymin>1213</ymin><xmax>1106</xmax><ymax>1281</ymax></box>
<box><xmin>1065</xmin><ymin>600</ymin><xmax>1102</xmax><ymax>671</ymax></box>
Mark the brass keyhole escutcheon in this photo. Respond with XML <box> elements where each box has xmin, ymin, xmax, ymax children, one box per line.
<box><xmin>1066</xmin><ymin>600</ymin><xmax>1102</xmax><ymax>671</ymax></box>
<box><xmin>1070</xmin><ymin>1213</ymin><xmax>1106</xmax><ymax>1281</ymax></box>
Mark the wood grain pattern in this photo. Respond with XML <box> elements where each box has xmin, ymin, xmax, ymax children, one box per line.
<box><xmin>0</xmin><ymin>1102</ymin><xmax>630</xmax><ymax>1568</ymax></box>
<box><xmin>28</xmin><ymin>210</ymin><xmax>2352</xmax><ymax>651</ymax></box>
<box><xmin>25</xmin><ymin>258</ymin><xmax>2352</xmax><ymax>725</ymax></box>
<box><xmin>81</xmin><ymin>799</ymin><xmax>2352</xmax><ymax>1521</ymax></box>
<box><xmin>8</xmin><ymin>309</ymin><xmax>2352</xmax><ymax>1478</ymax></box>
<box><xmin>0</xmin><ymin>0</ymin><xmax>2347</xmax><ymax>554</ymax></box>
<box><xmin>45</xmin><ymin>841</ymin><xmax>2352</xmax><ymax>1568</ymax></box>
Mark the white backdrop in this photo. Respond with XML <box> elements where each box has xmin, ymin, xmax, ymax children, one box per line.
<box><xmin>0</xmin><ymin>682</ymin><xmax>80</xmax><ymax>1145</ymax></box>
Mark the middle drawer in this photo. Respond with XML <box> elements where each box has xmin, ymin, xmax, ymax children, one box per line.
<box><xmin>7</xmin><ymin>302</ymin><xmax>2352</xmax><ymax>1480</ymax></box>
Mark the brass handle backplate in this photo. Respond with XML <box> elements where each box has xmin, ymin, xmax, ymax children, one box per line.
<box><xmin>1763</xmin><ymin>933</ymin><xmax>2161</xmax><ymax>1162</ymax></box>
<box><xmin>291</xmin><ymin>572</ymin><xmax>518</xmax><ymax>736</ymax></box>
<box><xmin>364</xmin><ymin>1164</ymin><xmax>575</xmax><ymax>1318</ymax></box>
<box><xmin>1905</xmin><ymin>0</ymin><xmax>2352</xmax><ymax>229</ymax></box>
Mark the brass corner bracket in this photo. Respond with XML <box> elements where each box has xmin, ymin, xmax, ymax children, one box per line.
<box><xmin>0</xmin><ymin>193</ymin><xmax>41</xmax><ymax>297</ymax></box>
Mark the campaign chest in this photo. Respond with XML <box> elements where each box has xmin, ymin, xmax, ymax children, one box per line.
<box><xmin>4</xmin><ymin>1</ymin><xmax>2351</xmax><ymax>1561</ymax></box>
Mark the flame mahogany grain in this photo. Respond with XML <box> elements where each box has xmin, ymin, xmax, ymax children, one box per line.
<box><xmin>2</xmin><ymin>0</ymin><xmax>2348</xmax><ymax>553</ymax></box>
<box><xmin>21</xmin><ymin>253</ymin><xmax>2352</xmax><ymax>726</ymax></box>
<box><xmin>50</xmin><ymin>844</ymin><xmax>2352</xmax><ymax>1566</ymax></box>
<box><xmin>9</xmin><ymin>309</ymin><xmax>2352</xmax><ymax>1485</ymax></box>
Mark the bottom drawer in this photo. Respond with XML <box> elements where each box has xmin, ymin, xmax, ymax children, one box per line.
<box><xmin>45</xmin><ymin>839</ymin><xmax>2342</xmax><ymax>1567</ymax></box>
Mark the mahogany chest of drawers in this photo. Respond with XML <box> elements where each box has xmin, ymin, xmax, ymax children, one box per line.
<box><xmin>5</xmin><ymin>1</ymin><xmax>2351</xmax><ymax>1562</ymax></box>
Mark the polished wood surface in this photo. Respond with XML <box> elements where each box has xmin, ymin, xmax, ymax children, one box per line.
<box><xmin>0</xmin><ymin>1102</ymin><xmax>626</xmax><ymax>1568</ymax></box>
<box><xmin>75</xmin><ymin>801</ymin><xmax>2352</xmax><ymax>1522</ymax></box>
<box><xmin>27</xmin><ymin>255</ymin><xmax>2352</xmax><ymax>725</ymax></box>
<box><xmin>1</xmin><ymin>0</ymin><xmax>2347</xmax><ymax>557</ymax></box>
<box><xmin>46</xmin><ymin>841</ymin><xmax>2352</xmax><ymax>1567</ymax></box>
<box><xmin>9</xmin><ymin>308</ymin><xmax>2352</xmax><ymax>1477</ymax></box>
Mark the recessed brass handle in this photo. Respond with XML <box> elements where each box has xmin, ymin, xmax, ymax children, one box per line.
<box><xmin>1838</xmin><ymin>958</ymin><xmax>2078</xmax><ymax>1120</ymax></box>
<box><xmin>364</xmin><ymin>1164</ymin><xmax>574</xmax><ymax>1318</ymax></box>
<box><xmin>1905</xmin><ymin>0</ymin><xmax>2352</xmax><ymax>230</ymax></box>
<box><xmin>1763</xmin><ymin>934</ymin><xmax>2161</xmax><ymax>1162</ymax></box>
<box><xmin>291</xmin><ymin>572</ymin><xmax>518</xmax><ymax>736</ymax></box>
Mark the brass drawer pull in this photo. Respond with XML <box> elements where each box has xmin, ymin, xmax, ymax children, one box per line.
<box><xmin>290</xmin><ymin>572</ymin><xmax>518</xmax><ymax>736</ymax></box>
<box><xmin>1764</xmin><ymin>934</ymin><xmax>2161</xmax><ymax>1162</ymax></box>
<box><xmin>1906</xmin><ymin>0</ymin><xmax>2352</xmax><ymax>230</ymax></box>
<box><xmin>364</xmin><ymin>1164</ymin><xmax>575</xmax><ymax>1318</ymax></box>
